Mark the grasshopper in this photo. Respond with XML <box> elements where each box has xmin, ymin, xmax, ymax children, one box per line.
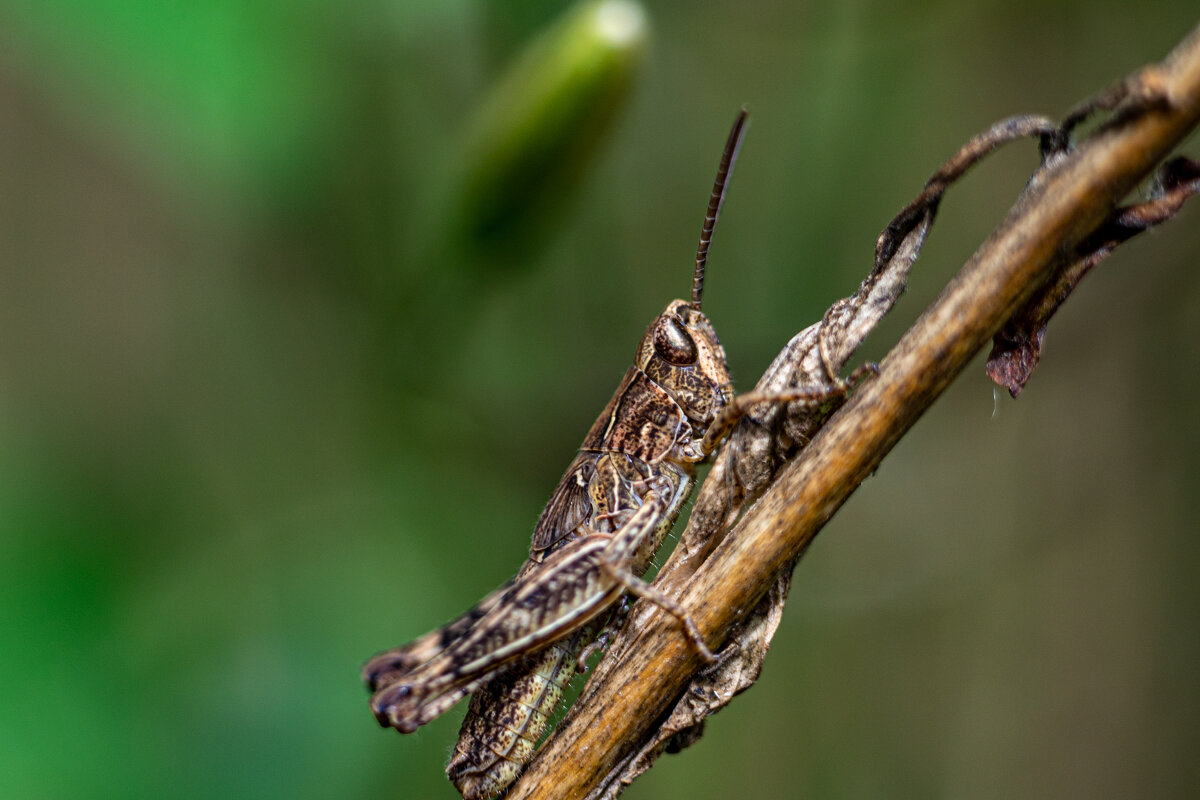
<box><xmin>363</xmin><ymin>110</ymin><xmax>857</xmax><ymax>799</ymax></box>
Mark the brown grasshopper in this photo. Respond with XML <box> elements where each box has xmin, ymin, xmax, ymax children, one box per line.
<box><xmin>363</xmin><ymin>110</ymin><xmax>858</xmax><ymax>799</ymax></box>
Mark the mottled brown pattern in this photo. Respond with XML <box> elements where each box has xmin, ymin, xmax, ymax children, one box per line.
<box><xmin>581</xmin><ymin>368</ymin><xmax>687</xmax><ymax>463</ymax></box>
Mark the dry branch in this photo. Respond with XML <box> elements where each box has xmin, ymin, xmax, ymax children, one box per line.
<box><xmin>507</xmin><ymin>21</ymin><xmax>1200</xmax><ymax>800</ymax></box>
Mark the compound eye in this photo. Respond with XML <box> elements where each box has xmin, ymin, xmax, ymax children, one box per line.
<box><xmin>653</xmin><ymin>316</ymin><xmax>698</xmax><ymax>366</ymax></box>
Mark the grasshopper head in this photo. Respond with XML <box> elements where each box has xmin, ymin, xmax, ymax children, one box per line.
<box><xmin>635</xmin><ymin>300</ymin><xmax>732</xmax><ymax>431</ymax></box>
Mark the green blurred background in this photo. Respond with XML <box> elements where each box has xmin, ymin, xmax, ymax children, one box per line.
<box><xmin>2</xmin><ymin>1</ymin><xmax>1199</xmax><ymax>798</ymax></box>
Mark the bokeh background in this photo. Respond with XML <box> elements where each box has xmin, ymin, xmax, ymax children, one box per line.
<box><xmin>2</xmin><ymin>1</ymin><xmax>1199</xmax><ymax>798</ymax></box>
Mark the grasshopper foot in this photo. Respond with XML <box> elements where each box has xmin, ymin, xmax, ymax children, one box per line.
<box><xmin>369</xmin><ymin>683</ymin><xmax>421</xmax><ymax>733</ymax></box>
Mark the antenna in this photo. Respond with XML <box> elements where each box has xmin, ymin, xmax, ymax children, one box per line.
<box><xmin>692</xmin><ymin>107</ymin><xmax>749</xmax><ymax>311</ymax></box>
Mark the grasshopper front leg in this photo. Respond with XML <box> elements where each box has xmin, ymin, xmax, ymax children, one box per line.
<box><xmin>695</xmin><ymin>371</ymin><xmax>876</xmax><ymax>459</ymax></box>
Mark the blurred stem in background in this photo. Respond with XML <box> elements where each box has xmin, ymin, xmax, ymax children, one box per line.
<box><xmin>383</xmin><ymin>0</ymin><xmax>648</xmax><ymax>389</ymax></box>
<box><xmin>450</xmin><ymin>0</ymin><xmax>648</xmax><ymax>263</ymax></box>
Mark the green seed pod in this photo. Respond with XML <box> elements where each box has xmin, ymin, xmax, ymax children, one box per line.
<box><xmin>453</xmin><ymin>0</ymin><xmax>649</xmax><ymax>261</ymax></box>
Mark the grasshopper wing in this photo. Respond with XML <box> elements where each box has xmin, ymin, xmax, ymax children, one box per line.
<box><xmin>530</xmin><ymin>454</ymin><xmax>595</xmax><ymax>553</ymax></box>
